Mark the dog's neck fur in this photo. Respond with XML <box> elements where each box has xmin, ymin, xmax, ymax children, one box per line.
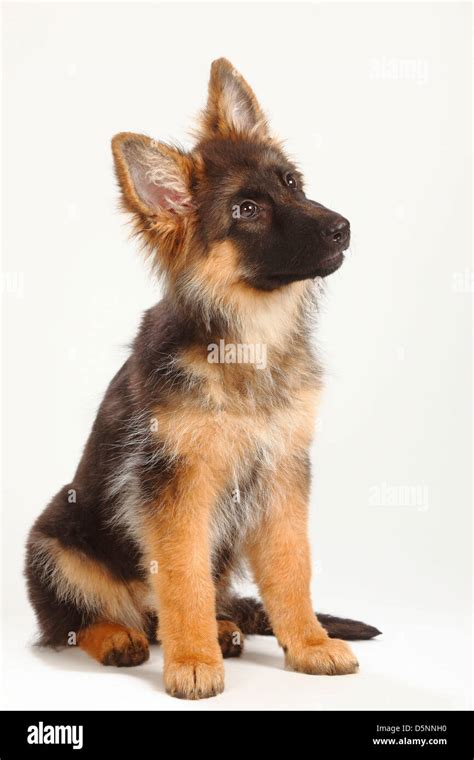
<box><xmin>164</xmin><ymin>275</ymin><xmax>319</xmax><ymax>352</ymax></box>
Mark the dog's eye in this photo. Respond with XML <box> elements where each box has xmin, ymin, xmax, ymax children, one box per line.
<box><xmin>239</xmin><ymin>200</ymin><xmax>259</xmax><ymax>219</ymax></box>
<box><xmin>284</xmin><ymin>172</ymin><xmax>297</xmax><ymax>189</ymax></box>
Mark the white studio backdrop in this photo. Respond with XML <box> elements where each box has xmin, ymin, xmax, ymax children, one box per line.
<box><xmin>2</xmin><ymin>2</ymin><xmax>472</xmax><ymax>709</ymax></box>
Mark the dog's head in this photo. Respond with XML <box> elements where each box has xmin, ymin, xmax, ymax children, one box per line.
<box><xmin>112</xmin><ymin>59</ymin><xmax>349</xmax><ymax>301</ymax></box>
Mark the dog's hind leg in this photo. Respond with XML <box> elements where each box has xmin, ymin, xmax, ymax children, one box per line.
<box><xmin>25</xmin><ymin>527</ymin><xmax>151</xmax><ymax>667</ymax></box>
<box><xmin>77</xmin><ymin>622</ymin><xmax>149</xmax><ymax>666</ymax></box>
<box><xmin>217</xmin><ymin>619</ymin><xmax>244</xmax><ymax>658</ymax></box>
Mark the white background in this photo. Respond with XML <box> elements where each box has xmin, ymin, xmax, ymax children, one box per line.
<box><xmin>2</xmin><ymin>1</ymin><xmax>472</xmax><ymax>710</ymax></box>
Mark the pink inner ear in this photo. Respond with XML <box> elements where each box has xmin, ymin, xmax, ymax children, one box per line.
<box><xmin>130</xmin><ymin>164</ymin><xmax>188</xmax><ymax>214</ymax></box>
<box><xmin>145</xmin><ymin>182</ymin><xmax>184</xmax><ymax>212</ymax></box>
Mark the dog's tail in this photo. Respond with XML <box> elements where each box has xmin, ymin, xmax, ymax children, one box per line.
<box><xmin>220</xmin><ymin>596</ymin><xmax>381</xmax><ymax>641</ymax></box>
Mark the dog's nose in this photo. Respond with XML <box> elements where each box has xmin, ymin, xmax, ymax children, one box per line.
<box><xmin>322</xmin><ymin>216</ymin><xmax>350</xmax><ymax>245</ymax></box>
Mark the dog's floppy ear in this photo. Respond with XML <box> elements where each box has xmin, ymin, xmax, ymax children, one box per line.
<box><xmin>112</xmin><ymin>133</ymin><xmax>194</xmax><ymax>218</ymax></box>
<box><xmin>197</xmin><ymin>58</ymin><xmax>269</xmax><ymax>141</ymax></box>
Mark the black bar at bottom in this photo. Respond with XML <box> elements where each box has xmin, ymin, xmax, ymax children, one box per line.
<box><xmin>0</xmin><ymin>710</ymin><xmax>471</xmax><ymax>756</ymax></box>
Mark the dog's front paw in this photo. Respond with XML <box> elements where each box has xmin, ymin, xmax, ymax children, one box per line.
<box><xmin>286</xmin><ymin>637</ymin><xmax>358</xmax><ymax>675</ymax></box>
<box><xmin>165</xmin><ymin>657</ymin><xmax>225</xmax><ymax>699</ymax></box>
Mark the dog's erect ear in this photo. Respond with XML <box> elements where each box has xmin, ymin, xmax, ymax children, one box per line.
<box><xmin>111</xmin><ymin>133</ymin><xmax>194</xmax><ymax>218</ymax></box>
<box><xmin>197</xmin><ymin>58</ymin><xmax>269</xmax><ymax>141</ymax></box>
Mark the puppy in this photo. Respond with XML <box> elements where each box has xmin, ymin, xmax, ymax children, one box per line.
<box><xmin>25</xmin><ymin>59</ymin><xmax>379</xmax><ymax>700</ymax></box>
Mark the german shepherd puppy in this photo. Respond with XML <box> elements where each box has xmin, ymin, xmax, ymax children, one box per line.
<box><xmin>25</xmin><ymin>59</ymin><xmax>379</xmax><ymax>700</ymax></box>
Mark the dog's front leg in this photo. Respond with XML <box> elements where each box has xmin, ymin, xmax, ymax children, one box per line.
<box><xmin>246</xmin><ymin>456</ymin><xmax>359</xmax><ymax>676</ymax></box>
<box><xmin>145</xmin><ymin>464</ymin><xmax>224</xmax><ymax>699</ymax></box>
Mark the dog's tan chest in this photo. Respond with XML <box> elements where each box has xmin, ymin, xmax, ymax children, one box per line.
<box><xmin>153</xmin><ymin>383</ymin><xmax>319</xmax><ymax>482</ymax></box>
